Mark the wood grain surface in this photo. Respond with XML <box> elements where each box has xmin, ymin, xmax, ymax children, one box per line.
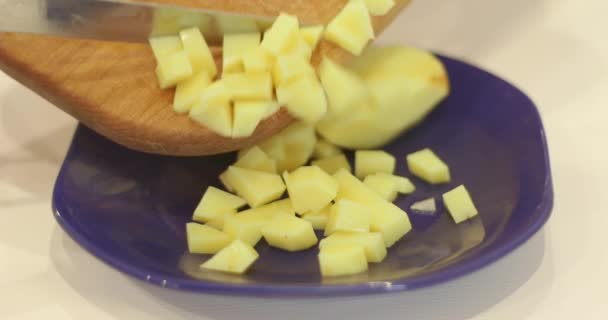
<box><xmin>0</xmin><ymin>0</ymin><xmax>411</xmax><ymax>156</ymax></box>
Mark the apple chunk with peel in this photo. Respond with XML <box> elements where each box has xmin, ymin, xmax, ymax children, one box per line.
<box><xmin>222</xmin><ymin>166</ymin><xmax>285</xmax><ymax>208</ymax></box>
<box><xmin>186</xmin><ymin>223</ymin><xmax>232</xmax><ymax>254</ymax></box>
<box><xmin>283</xmin><ymin>166</ymin><xmax>338</xmax><ymax>215</ymax></box>
<box><xmin>192</xmin><ymin>186</ymin><xmax>246</xmax><ymax>223</ymax></box>
<box><xmin>318</xmin><ymin>46</ymin><xmax>450</xmax><ymax>149</ymax></box>
<box><xmin>324</xmin><ymin>0</ymin><xmax>375</xmax><ymax>56</ymax></box>
<box><xmin>319</xmin><ymin>57</ymin><xmax>370</xmax><ymax>116</ymax></box>
<box><xmin>201</xmin><ymin>240</ymin><xmax>259</xmax><ymax>274</ymax></box>
<box><xmin>261</xmin><ymin>215</ymin><xmax>318</xmax><ymax>252</ymax></box>
<box><xmin>277</xmin><ymin>76</ymin><xmax>328</xmax><ymax>124</ymax></box>
<box><xmin>223</xmin><ymin>33</ymin><xmax>260</xmax><ymax>74</ymax></box>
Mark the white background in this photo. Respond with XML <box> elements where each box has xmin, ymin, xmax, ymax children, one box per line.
<box><xmin>1</xmin><ymin>0</ymin><xmax>607</xmax><ymax>319</ymax></box>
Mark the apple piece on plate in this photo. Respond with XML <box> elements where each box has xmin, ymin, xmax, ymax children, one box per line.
<box><xmin>363</xmin><ymin>173</ymin><xmax>415</xmax><ymax>202</ymax></box>
<box><xmin>318</xmin><ymin>245</ymin><xmax>368</xmax><ymax>277</ymax></box>
<box><xmin>283</xmin><ymin>166</ymin><xmax>338</xmax><ymax>214</ymax></box>
<box><xmin>201</xmin><ymin>239</ymin><xmax>259</xmax><ymax>274</ymax></box>
<box><xmin>173</xmin><ymin>72</ymin><xmax>212</xmax><ymax>113</ymax></box>
<box><xmin>206</xmin><ymin>210</ymin><xmax>237</xmax><ymax>230</ymax></box>
<box><xmin>319</xmin><ymin>57</ymin><xmax>370</xmax><ymax>115</ymax></box>
<box><xmin>261</xmin><ymin>215</ymin><xmax>318</xmax><ymax>251</ymax></box>
<box><xmin>238</xmin><ymin>198</ymin><xmax>296</xmax><ymax>220</ymax></box>
<box><xmin>222</xmin><ymin>215</ymin><xmax>265</xmax><ymax>246</ymax></box>
<box><xmin>355</xmin><ymin>150</ymin><xmax>396</xmax><ymax>179</ymax></box>
<box><xmin>222</xmin><ymin>166</ymin><xmax>285</xmax><ymax>208</ymax></box>
<box><xmin>233</xmin><ymin>146</ymin><xmax>277</xmax><ymax>173</ymax></box>
<box><xmin>155</xmin><ymin>50</ymin><xmax>193</xmax><ymax>89</ymax></box>
<box><xmin>276</xmin><ymin>122</ymin><xmax>317</xmax><ymax>172</ymax></box>
<box><xmin>324</xmin><ymin>0</ymin><xmax>374</xmax><ymax>55</ymax></box>
<box><xmin>301</xmin><ymin>204</ymin><xmax>332</xmax><ymax>230</ymax></box>
<box><xmin>192</xmin><ymin>186</ymin><xmax>246</xmax><ymax>223</ymax></box>
<box><xmin>312</xmin><ymin>154</ymin><xmax>352</xmax><ymax>174</ymax></box>
<box><xmin>179</xmin><ymin>27</ymin><xmax>217</xmax><ymax>77</ymax></box>
<box><xmin>363</xmin><ymin>0</ymin><xmax>395</xmax><ymax>16</ymax></box>
<box><xmin>406</xmin><ymin>148</ymin><xmax>451</xmax><ymax>184</ymax></box>
<box><xmin>186</xmin><ymin>223</ymin><xmax>233</xmax><ymax>254</ymax></box>
<box><xmin>320</xmin><ymin>231</ymin><xmax>387</xmax><ymax>263</ymax></box>
<box><xmin>325</xmin><ymin>199</ymin><xmax>371</xmax><ymax>235</ymax></box>
<box><xmin>300</xmin><ymin>25</ymin><xmax>324</xmax><ymax>49</ymax></box>
<box><xmin>443</xmin><ymin>185</ymin><xmax>478</xmax><ymax>223</ymax></box>
<box><xmin>223</xmin><ymin>33</ymin><xmax>261</xmax><ymax>73</ymax></box>
<box><xmin>260</xmin><ymin>13</ymin><xmax>300</xmax><ymax>56</ymax></box>
<box><xmin>276</xmin><ymin>76</ymin><xmax>327</xmax><ymax>124</ymax></box>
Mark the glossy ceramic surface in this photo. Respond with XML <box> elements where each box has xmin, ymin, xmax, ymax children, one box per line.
<box><xmin>52</xmin><ymin>56</ymin><xmax>553</xmax><ymax>296</ymax></box>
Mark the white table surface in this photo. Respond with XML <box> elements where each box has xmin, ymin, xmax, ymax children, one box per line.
<box><xmin>1</xmin><ymin>0</ymin><xmax>607</xmax><ymax>319</ymax></box>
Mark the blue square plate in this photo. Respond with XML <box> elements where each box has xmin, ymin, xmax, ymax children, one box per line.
<box><xmin>52</xmin><ymin>55</ymin><xmax>553</xmax><ymax>297</ymax></box>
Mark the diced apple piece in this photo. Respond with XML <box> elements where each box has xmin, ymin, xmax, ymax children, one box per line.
<box><xmin>155</xmin><ymin>50</ymin><xmax>193</xmax><ymax>89</ymax></box>
<box><xmin>201</xmin><ymin>239</ymin><xmax>259</xmax><ymax>274</ymax></box>
<box><xmin>355</xmin><ymin>150</ymin><xmax>396</xmax><ymax>179</ymax></box>
<box><xmin>283</xmin><ymin>33</ymin><xmax>313</xmax><ymax>60</ymax></box>
<box><xmin>223</xmin><ymin>166</ymin><xmax>285</xmax><ymax>207</ymax></box>
<box><xmin>272</xmin><ymin>54</ymin><xmax>315</xmax><ymax>86</ymax></box>
<box><xmin>320</xmin><ymin>231</ymin><xmax>386</xmax><ymax>263</ymax></box>
<box><xmin>189</xmin><ymin>102</ymin><xmax>232</xmax><ymax>137</ymax></box>
<box><xmin>197</xmin><ymin>80</ymin><xmax>232</xmax><ymax>107</ymax></box>
<box><xmin>217</xmin><ymin>16</ymin><xmax>259</xmax><ymax>33</ymax></box>
<box><xmin>443</xmin><ymin>185</ymin><xmax>478</xmax><ymax>223</ymax></box>
<box><xmin>260</xmin><ymin>13</ymin><xmax>299</xmax><ymax>56</ymax></box>
<box><xmin>179</xmin><ymin>27</ymin><xmax>218</xmax><ymax>77</ymax></box>
<box><xmin>222</xmin><ymin>215</ymin><xmax>265</xmax><ymax>246</ymax></box>
<box><xmin>406</xmin><ymin>148</ymin><xmax>450</xmax><ymax>184</ymax></box>
<box><xmin>318</xmin><ymin>245</ymin><xmax>367</xmax><ymax>277</ymax></box>
<box><xmin>300</xmin><ymin>25</ymin><xmax>324</xmax><ymax>49</ymax></box>
<box><xmin>261</xmin><ymin>215</ymin><xmax>318</xmax><ymax>251</ymax></box>
<box><xmin>232</xmin><ymin>101</ymin><xmax>272</xmax><ymax>138</ymax></box>
<box><xmin>149</xmin><ymin>36</ymin><xmax>183</xmax><ymax>62</ymax></box>
<box><xmin>192</xmin><ymin>186</ymin><xmax>246</xmax><ymax>223</ymax></box>
<box><xmin>223</xmin><ymin>72</ymin><xmax>272</xmax><ymax>100</ymax></box>
<box><xmin>333</xmin><ymin>169</ymin><xmax>411</xmax><ymax>247</ymax></box>
<box><xmin>223</xmin><ymin>33</ymin><xmax>261</xmax><ymax>73</ymax></box>
<box><xmin>325</xmin><ymin>199</ymin><xmax>371</xmax><ymax>235</ymax></box>
<box><xmin>313</xmin><ymin>139</ymin><xmax>343</xmax><ymax>159</ymax></box>
<box><xmin>242</xmin><ymin>46</ymin><xmax>275</xmax><ymax>73</ymax></box>
<box><xmin>319</xmin><ymin>57</ymin><xmax>370</xmax><ymax>115</ymax></box>
<box><xmin>173</xmin><ymin>72</ymin><xmax>212</xmax><ymax>113</ymax></box>
<box><xmin>324</xmin><ymin>0</ymin><xmax>374</xmax><ymax>55</ymax></box>
<box><xmin>276</xmin><ymin>76</ymin><xmax>327</xmax><ymax>123</ymax></box>
<box><xmin>219</xmin><ymin>171</ymin><xmax>234</xmax><ymax>192</ymax></box>
<box><xmin>206</xmin><ymin>210</ymin><xmax>237</xmax><ymax>230</ymax></box>
<box><xmin>283</xmin><ymin>166</ymin><xmax>338</xmax><ymax>214</ymax></box>
<box><xmin>233</xmin><ymin>146</ymin><xmax>277</xmax><ymax>173</ymax></box>
<box><xmin>238</xmin><ymin>198</ymin><xmax>296</xmax><ymax>221</ymax></box>
<box><xmin>276</xmin><ymin>122</ymin><xmax>317</xmax><ymax>172</ymax></box>
<box><xmin>312</xmin><ymin>154</ymin><xmax>352</xmax><ymax>175</ymax></box>
<box><xmin>363</xmin><ymin>173</ymin><xmax>414</xmax><ymax>202</ymax></box>
<box><xmin>186</xmin><ymin>223</ymin><xmax>233</xmax><ymax>254</ymax></box>
<box><xmin>257</xmin><ymin>135</ymin><xmax>287</xmax><ymax>165</ymax></box>
<box><xmin>301</xmin><ymin>204</ymin><xmax>332</xmax><ymax>230</ymax></box>
<box><xmin>363</xmin><ymin>0</ymin><xmax>395</xmax><ymax>16</ymax></box>
<box><xmin>410</xmin><ymin>198</ymin><xmax>436</xmax><ymax>215</ymax></box>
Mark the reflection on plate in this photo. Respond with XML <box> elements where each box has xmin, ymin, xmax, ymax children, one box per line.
<box><xmin>52</xmin><ymin>55</ymin><xmax>553</xmax><ymax>296</ymax></box>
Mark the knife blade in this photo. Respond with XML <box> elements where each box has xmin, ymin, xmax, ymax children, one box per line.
<box><xmin>0</xmin><ymin>0</ymin><xmax>277</xmax><ymax>44</ymax></box>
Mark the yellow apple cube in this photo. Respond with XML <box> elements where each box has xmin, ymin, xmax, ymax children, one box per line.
<box><xmin>312</xmin><ymin>154</ymin><xmax>352</xmax><ymax>175</ymax></box>
<box><xmin>173</xmin><ymin>72</ymin><xmax>212</xmax><ymax>113</ymax></box>
<box><xmin>223</xmin><ymin>72</ymin><xmax>272</xmax><ymax>100</ymax></box>
<box><xmin>201</xmin><ymin>239</ymin><xmax>259</xmax><ymax>274</ymax></box>
<box><xmin>149</xmin><ymin>36</ymin><xmax>182</xmax><ymax>62</ymax></box>
<box><xmin>238</xmin><ymin>198</ymin><xmax>296</xmax><ymax>221</ymax></box>
<box><xmin>300</xmin><ymin>25</ymin><xmax>324</xmax><ymax>48</ymax></box>
<box><xmin>276</xmin><ymin>122</ymin><xmax>317</xmax><ymax>172</ymax></box>
<box><xmin>222</xmin><ymin>215</ymin><xmax>265</xmax><ymax>246</ymax></box>
<box><xmin>179</xmin><ymin>27</ymin><xmax>218</xmax><ymax>77</ymax></box>
<box><xmin>232</xmin><ymin>101</ymin><xmax>272</xmax><ymax>138</ymax></box>
<box><xmin>355</xmin><ymin>150</ymin><xmax>396</xmax><ymax>179</ymax></box>
<box><xmin>186</xmin><ymin>223</ymin><xmax>233</xmax><ymax>254</ymax></box>
<box><xmin>320</xmin><ymin>231</ymin><xmax>386</xmax><ymax>263</ymax></box>
<box><xmin>443</xmin><ymin>185</ymin><xmax>478</xmax><ymax>223</ymax></box>
<box><xmin>283</xmin><ymin>34</ymin><xmax>313</xmax><ymax>60</ymax></box>
<box><xmin>283</xmin><ymin>166</ymin><xmax>338</xmax><ymax>214</ymax></box>
<box><xmin>206</xmin><ymin>210</ymin><xmax>237</xmax><ymax>230</ymax></box>
<box><xmin>260</xmin><ymin>13</ymin><xmax>299</xmax><ymax>56</ymax></box>
<box><xmin>218</xmin><ymin>171</ymin><xmax>234</xmax><ymax>193</ymax></box>
<box><xmin>197</xmin><ymin>80</ymin><xmax>232</xmax><ymax>107</ymax></box>
<box><xmin>233</xmin><ymin>145</ymin><xmax>277</xmax><ymax>173</ymax></box>
<box><xmin>325</xmin><ymin>199</ymin><xmax>371</xmax><ymax>235</ymax></box>
<box><xmin>223</xmin><ymin>166</ymin><xmax>286</xmax><ymax>207</ymax></box>
<box><xmin>318</xmin><ymin>245</ymin><xmax>367</xmax><ymax>277</ymax></box>
<box><xmin>276</xmin><ymin>76</ymin><xmax>328</xmax><ymax>123</ymax></box>
<box><xmin>363</xmin><ymin>0</ymin><xmax>395</xmax><ymax>16</ymax></box>
<box><xmin>406</xmin><ymin>148</ymin><xmax>450</xmax><ymax>184</ymax></box>
<box><xmin>319</xmin><ymin>57</ymin><xmax>370</xmax><ymax>115</ymax></box>
<box><xmin>261</xmin><ymin>215</ymin><xmax>318</xmax><ymax>251</ymax></box>
<box><xmin>242</xmin><ymin>46</ymin><xmax>275</xmax><ymax>73</ymax></box>
<box><xmin>324</xmin><ymin>0</ymin><xmax>374</xmax><ymax>55</ymax></box>
<box><xmin>302</xmin><ymin>204</ymin><xmax>332</xmax><ymax>230</ymax></box>
<box><xmin>155</xmin><ymin>50</ymin><xmax>193</xmax><ymax>89</ymax></box>
<box><xmin>363</xmin><ymin>173</ymin><xmax>415</xmax><ymax>202</ymax></box>
<box><xmin>189</xmin><ymin>102</ymin><xmax>233</xmax><ymax>137</ymax></box>
<box><xmin>192</xmin><ymin>186</ymin><xmax>246</xmax><ymax>223</ymax></box>
<box><xmin>313</xmin><ymin>139</ymin><xmax>343</xmax><ymax>159</ymax></box>
<box><xmin>223</xmin><ymin>33</ymin><xmax>261</xmax><ymax>73</ymax></box>
<box><xmin>272</xmin><ymin>54</ymin><xmax>315</xmax><ymax>86</ymax></box>
<box><xmin>257</xmin><ymin>136</ymin><xmax>287</xmax><ymax>165</ymax></box>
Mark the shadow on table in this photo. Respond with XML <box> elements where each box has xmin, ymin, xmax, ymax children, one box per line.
<box><xmin>50</xmin><ymin>225</ymin><xmax>552</xmax><ymax>320</ymax></box>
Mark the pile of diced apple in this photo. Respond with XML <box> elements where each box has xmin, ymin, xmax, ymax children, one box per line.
<box><xmin>148</xmin><ymin>0</ymin><xmax>449</xmax><ymax>151</ymax></box>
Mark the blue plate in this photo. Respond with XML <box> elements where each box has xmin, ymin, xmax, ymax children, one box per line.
<box><xmin>52</xmin><ymin>55</ymin><xmax>553</xmax><ymax>296</ymax></box>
